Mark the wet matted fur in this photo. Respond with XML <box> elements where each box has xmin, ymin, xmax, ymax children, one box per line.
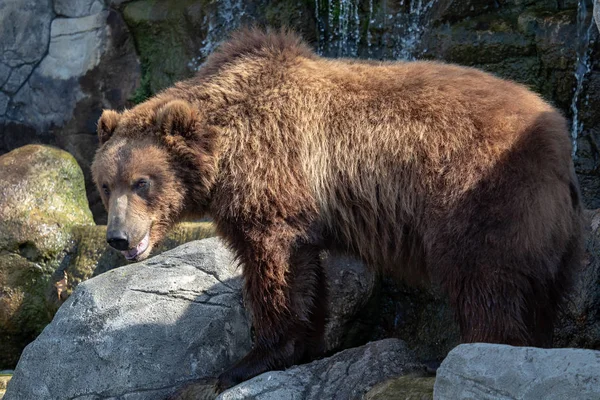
<box><xmin>92</xmin><ymin>29</ymin><xmax>584</xmax><ymax>393</ymax></box>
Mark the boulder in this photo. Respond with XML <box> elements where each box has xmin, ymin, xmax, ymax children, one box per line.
<box><xmin>434</xmin><ymin>343</ymin><xmax>600</xmax><ymax>399</ymax></box>
<box><xmin>0</xmin><ymin>145</ymin><xmax>94</xmax><ymax>258</ymax></box>
<box><xmin>4</xmin><ymin>239</ymin><xmax>251</xmax><ymax>400</ymax></box>
<box><xmin>0</xmin><ymin>145</ymin><xmax>94</xmax><ymax>368</ymax></box>
<box><xmin>4</xmin><ymin>238</ymin><xmax>375</xmax><ymax>399</ymax></box>
<box><xmin>218</xmin><ymin>339</ymin><xmax>426</xmax><ymax>400</ymax></box>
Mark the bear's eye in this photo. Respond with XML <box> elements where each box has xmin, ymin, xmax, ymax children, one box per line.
<box><xmin>134</xmin><ymin>178</ymin><xmax>150</xmax><ymax>191</ymax></box>
<box><xmin>102</xmin><ymin>184</ymin><xmax>110</xmax><ymax>197</ymax></box>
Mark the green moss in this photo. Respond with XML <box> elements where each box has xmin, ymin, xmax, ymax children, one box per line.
<box><xmin>0</xmin><ymin>253</ymin><xmax>60</xmax><ymax>369</ymax></box>
<box><xmin>264</xmin><ymin>0</ymin><xmax>311</xmax><ymax>30</ymax></box>
<box><xmin>0</xmin><ymin>373</ymin><xmax>11</xmax><ymax>395</ymax></box>
<box><xmin>123</xmin><ymin>0</ymin><xmax>202</xmax><ymax>95</ymax></box>
<box><xmin>128</xmin><ymin>63</ymin><xmax>152</xmax><ymax>104</ymax></box>
<box><xmin>365</xmin><ymin>375</ymin><xmax>435</xmax><ymax>400</ymax></box>
<box><xmin>0</xmin><ymin>145</ymin><xmax>94</xmax><ymax>260</ymax></box>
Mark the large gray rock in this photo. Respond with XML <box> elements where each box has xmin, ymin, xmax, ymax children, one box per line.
<box><xmin>4</xmin><ymin>238</ymin><xmax>251</xmax><ymax>400</ymax></box>
<box><xmin>4</xmin><ymin>238</ymin><xmax>375</xmax><ymax>399</ymax></box>
<box><xmin>218</xmin><ymin>339</ymin><xmax>425</xmax><ymax>400</ymax></box>
<box><xmin>54</xmin><ymin>0</ymin><xmax>105</xmax><ymax>18</ymax></box>
<box><xmin>1</xmin><ymin>0</ymin><xmax>139</xmax><ymax>137</ymax></box>
<box><xmin>434</xmin><ymin>343</ymin><xmax>600</xmax><ymax>400</ymax></box>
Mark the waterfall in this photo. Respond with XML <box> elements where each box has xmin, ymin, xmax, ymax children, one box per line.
<box><xmin>570</xmin><ymin>0</ymin><xmax>595</xmax><ymax>158</ymax></box>
<box><xmin>315</xmin><ymin>0</ymin><xmax>361</xmax><ymax>57</ymax></box>
<box><xmin>394</xmin><ymin>0</ymin><xmax>437</xmax><ymax>60</ymax></box>
<box><xmin>188</xmin><ymin>0</ymin><xmax>245</xmax><ymax>71</ymax></box>
<box><xmin>316</xmin><ymin>0</ymin><xmax>437</xmax><ymax>60</ymax></box>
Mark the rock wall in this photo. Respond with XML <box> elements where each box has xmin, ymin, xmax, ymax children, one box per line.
<box><xmin>1</xmin><ymin>0</ymin><xmax>599</xmax><ymax>221</ymax></box>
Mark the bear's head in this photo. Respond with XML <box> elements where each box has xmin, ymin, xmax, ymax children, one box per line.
<box><xmin>91</xmin><ymin>99</ymin><xmax>218</xmax><ymax>261</ymax></box>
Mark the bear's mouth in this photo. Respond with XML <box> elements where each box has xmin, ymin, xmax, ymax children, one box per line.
<box><xmin>122</xmin><ymin>231</ymin><xmax>150</xmax><ymax>261</ymax></box>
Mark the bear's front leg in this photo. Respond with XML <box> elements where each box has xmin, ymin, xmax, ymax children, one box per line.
<box><xmin>216</xmin><ymin>222</ymin><xmax>327</xmax><ymax>392</ymax></box>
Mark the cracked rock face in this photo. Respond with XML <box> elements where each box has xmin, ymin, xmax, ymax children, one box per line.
<box><xmin>4</xmin><ymin>238</ymin><xmax>376</xmax><ymax>399</ymax></box>
<box><xmin>218</xmin><ymin>339</ymin><xmax>425</xmax><ymax>400</ymax></box>
<box><xmin>434</xmin><ymin>343</ymin><xmax>600</xmax><ymax>400</ymax></box>
<box><xmin>0</xmin><ymin>0</ymin><xmax>138</xmax><ymax>133</ymax></box>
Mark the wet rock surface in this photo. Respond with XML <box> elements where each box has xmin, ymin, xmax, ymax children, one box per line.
<box><xmin>555</xmin><ymin>209</ymin><xmax>600</xmax><ymax>349</ymax></box>
<box><xmin>594</xmin><ymin>0</ymin><xmax>600</xmax><ymax>30</ymax></box>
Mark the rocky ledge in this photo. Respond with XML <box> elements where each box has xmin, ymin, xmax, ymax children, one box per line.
<box><xmin>5</xmin><ymin>237</ymin><xmax>600</xmax><ymax>400</ymax></box>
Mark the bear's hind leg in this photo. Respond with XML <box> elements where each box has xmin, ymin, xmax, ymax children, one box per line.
<box><xmin>444</xmin><ymin>264</ymin><xmax>537</xmax><ymax>347</ymax></box>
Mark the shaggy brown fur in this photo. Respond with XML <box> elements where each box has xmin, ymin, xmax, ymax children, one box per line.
<box><xmin>92</xmin><ymin>29</ymin><xmax>584</xmax><ymax>392</ymax></box>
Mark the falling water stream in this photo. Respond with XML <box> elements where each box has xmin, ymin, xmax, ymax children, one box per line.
<box><xmin>187</xmin><ymin>0</ymin><xmax>595</xmax><ymax>161</ymax></box>
<box><xmin>570</xmin><ymin>0</ymin><xmax>595</xmax><ymax>158</ymax></box>
<box><xmin>315</xmin><ymin>0</ymin><xmax>437</xmax><ymax>60</ymax></box>
<box><xmin>188</xmin><ymin>0</ymin><xmax>245</xmax><ymax>71</ymax></box>
<box><xmin>394</xmin><ymin>0</ymin><xmax>437</xmax><ymax>60</ymax></box>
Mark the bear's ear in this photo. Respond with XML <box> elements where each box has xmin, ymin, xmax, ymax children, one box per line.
<box><xmin>156</xmin><ymin>100</ymin><xmax>196</xmax><ymax>138</ymax></box>
<box><xmin>97</xmin><ymin>110</ymin><xmax>121</xmax><ymax>145</ymax></box>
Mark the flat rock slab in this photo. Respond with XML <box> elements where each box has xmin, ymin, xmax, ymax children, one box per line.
<box><xmin>218</xmin><ymin>339</ymin><xmax>425</xmax><ymax>400</ymax></box>
<box><xmin>4</xmin><ymin>238</ymin><xmax>251</xmax><ymax>400</ymax></box>
<box><xmin>434</xmin><ymin>343</ymin><xmax>600</xmax><ymax>400</ymax></box>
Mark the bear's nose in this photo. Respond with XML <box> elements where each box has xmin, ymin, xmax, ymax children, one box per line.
<box><xmin>107</xmin><ymin>230</ymin><xmax>130</xmax><ymax>251</ymax></box>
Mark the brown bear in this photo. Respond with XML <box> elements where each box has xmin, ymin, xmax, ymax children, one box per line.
<box><xmin>92</xmin><ymin>29</ymin><xmax>583</xmax><ymax>392</ymax></box>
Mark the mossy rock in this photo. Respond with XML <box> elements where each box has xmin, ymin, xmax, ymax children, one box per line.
<box><xmin>0</xmin><ymin>253</ymin><xmax>60</xmax><ymax>369</ymax></box>
<box><xmin>122</xmin><ymin>0</ymin><xmax>207</xmax><ymax>96</ymax></box>
<box><xmin>364</xmin><ymin>375</ymin><xmax>435</xmax><ymax>400</ymax></box>
<box><xmin>0</xmin><ymin>145</ymin><xmax>94</xmax><ymax>368</ymax></box>
<box><xmin>0</xmin><ymin>145</ymin><xmax>94</xmax><ymax>260</ymax></box>
<box><xmin>0</xmin><ymin>372</ymin><xmax>11</xmax><ymax>399</ymax></box>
